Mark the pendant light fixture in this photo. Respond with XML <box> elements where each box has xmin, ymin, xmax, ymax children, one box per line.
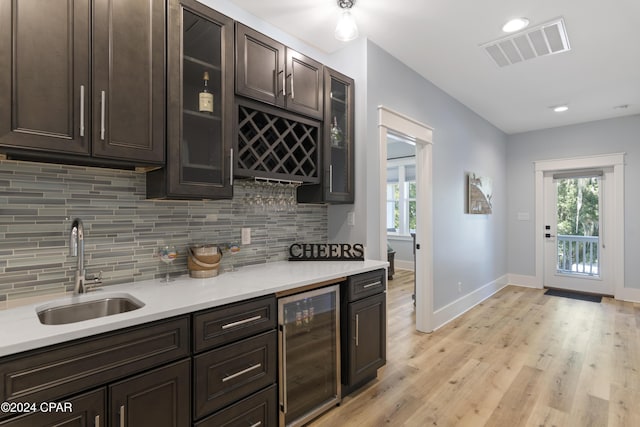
<box><xmin>335</xmin><ymin>0</ymin><xmax>358</xmax><ymax>42</ymax></box>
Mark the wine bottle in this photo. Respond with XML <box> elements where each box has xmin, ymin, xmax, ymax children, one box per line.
<box><xmin>330</xmin><ymin>116</ymin><xmax>343</xmax><ymax>147</ymax></box>
<box><xmin>199</xmin><ymin>71</ymin><xmax>214</xmax><ymax>113</ymax></box>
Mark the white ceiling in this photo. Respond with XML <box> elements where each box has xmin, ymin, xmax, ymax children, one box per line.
<box><xmin>226</xmin><ymin>0</ymin><xmax>640</xmax><ymax>134</ymax></box>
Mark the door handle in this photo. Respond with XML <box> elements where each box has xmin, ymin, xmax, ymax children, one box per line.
<box><xmin>289</xmin><ymin>73</ymin><xmax>294</xmax><ymax>100</ymax></box>
<box><xmin>100</xmin><ymin>90</ymin><xmax>106</xmax><ymax>140</ymax></box>
<box><xmin>355</xmin><ymin>314</ymin><xmax>359</xmax><ymax>347</ymax></box>
<box><xmin>119</xmin><ymin>405</ymin><xmax>125</xmax><ymax>427</ymax></box>
<box><xmin>79</xmin><ymin>85</ymin><xmax>85</xmax><ymax>137</ymax></box>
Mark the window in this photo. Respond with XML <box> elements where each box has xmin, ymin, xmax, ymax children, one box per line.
<box><xmin>387</xmin><ymin>159</ymin><xmax>416</xmax><ymax>236</ymax></box>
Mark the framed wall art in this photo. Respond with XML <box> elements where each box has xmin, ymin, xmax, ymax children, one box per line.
<box><xmin>468</xmin><ymin>173</ymin><xmax>493</xmax><ymax>214</ymax></box>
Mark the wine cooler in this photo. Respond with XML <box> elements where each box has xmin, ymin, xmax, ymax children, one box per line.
<box><xmin>278</xmin><ymin>285</ymin><xmax>341</xmax><ymax>426</ymax></box>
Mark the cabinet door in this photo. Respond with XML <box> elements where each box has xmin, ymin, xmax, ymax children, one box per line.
<box><xmin>235</xmin><ymin>23</ymin><xmax>285</xmax><ymax>108</ymax></box>
<box><xmin>0</xmin><ymin>0</ymin><xmax>90</xmax><ymax>155</ymax></box>
<box><xmin>109</xmin><ymin>359</ymin><xmax>190</xmax><ymax>427</ymax></box>
<box><xmin>297</xmin><ymin>67</ymin><xmax>354</xmax><ymax>204</ymax></box>
<box><xmin>147</xmin><ymin>0</ymin><xmax>233</xmax><ymax>199</ymax></box>
<box><xmin>0</xmin><ymin>388</ymin><xmax>105</xmax><ymax>427</ymax></box>
<box><xmin>92</xmin><ymin>0</ymin><xmax>165</xmax><ymax>163</ymax></box>
<box><xmin>347</xmin><ymin>292</ymin><xmax>386</xmax><ymax>387</ymax></box>
<box><xmin>324</xmin><ymin>67</ymin><xmax>354</xmax><ymax>202</ymax></box>
<box><xmin>286</xmin><ymin>50</ymin><xmax>323</xmax><ymax>120</ymax></box>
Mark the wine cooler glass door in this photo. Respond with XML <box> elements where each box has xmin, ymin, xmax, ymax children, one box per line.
<box><xmin>279</xmin><ymin>285</ymin><xmax>340</xmax><ymax>426</ymax></box>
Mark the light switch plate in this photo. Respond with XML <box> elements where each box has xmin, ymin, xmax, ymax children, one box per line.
<box><xmin>241</xmin><ymin>228</ymin><xmax>251</xmax><ymax>245</ymax></box>
<box><xmin>347</xmin><ymin>212</ymin><xmax>355</xmax><ymax>226</ymax></box>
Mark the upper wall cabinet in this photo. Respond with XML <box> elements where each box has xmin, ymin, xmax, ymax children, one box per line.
<box><xmin>235</xmin><ymin>23</ymin><xmax>323</xmax><ymax>121</ymax></box>
<box><xmin>146</xmin><ymin>0</ymin><xmax>234</xmax><ymax>199</ymax></box>
<box><xmin>0</xmin><ymin>0</ymin><xmax>165</xmax><ymax>165</ymax></box>
<box><xmin>298</xmin><ymin>67</ymin><xmax>354</xmax><ymax>204</ymax></box>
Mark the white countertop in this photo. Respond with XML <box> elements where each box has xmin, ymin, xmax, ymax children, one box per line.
<box><xmin>0</xmin><ymin>260</ymin><xmax>388</xmax><ymax>358</ymax></box>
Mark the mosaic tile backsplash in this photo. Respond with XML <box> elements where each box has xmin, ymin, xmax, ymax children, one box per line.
<box><xmin>0</xmin><ymin>159</ymin><xmax>327</xmax><ymax>307</ymax></box>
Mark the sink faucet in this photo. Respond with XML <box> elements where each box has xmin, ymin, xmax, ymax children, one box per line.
<box><xmin>69</xmin><ymin>218</ymin><xmax>102</xmax><ymax>294</ymax></box>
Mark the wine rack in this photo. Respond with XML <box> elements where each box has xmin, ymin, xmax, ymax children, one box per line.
<box><xmin>236</xmin><ymin>101</ymin><xmax>320</xmax><ymax>183</ymax></box>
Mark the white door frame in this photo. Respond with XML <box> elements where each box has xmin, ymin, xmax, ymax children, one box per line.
<box><xmin>534</xmin><ymin>153</ymin><xmax>626</xmax><ymax>298</ymax></box>
<box><xmin>378</xmin><ymin>106</ymin><xmax>434</xmax><ymax>332</ymax></box>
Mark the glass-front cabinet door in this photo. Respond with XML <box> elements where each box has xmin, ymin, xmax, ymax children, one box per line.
<box><xmin>146</xmin><ymin>0</ymin><xmax>233</xmax><ymax>199</ymax></box>
<box><xmin>298</xmin><ymin>67</ymin><xmax>354</xmax><ymax>204</ymax></box>
<box><xmin>325</xmin><ymin>67</ymin><xmax>354</xmax><ymax>203</ymax></box>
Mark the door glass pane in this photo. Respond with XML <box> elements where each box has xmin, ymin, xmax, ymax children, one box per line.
<box><xmin>329</xmin><ymin>77</ymin><xmax>349</xmax><ymax>194</ymax></box>
<box><xmin>555</xmin><ymin>176</ymin><xmax>600</xmax><ymax>276</ymax></box>
<box><xmin>181</xmin><ymin>10</ymin><xmax>223</xmax><ymax>185</ymax></box>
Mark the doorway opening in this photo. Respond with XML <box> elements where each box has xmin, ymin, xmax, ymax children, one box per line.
<box><xmin>378</xmin><ymin>107</ymin><xmax>433</xmax><ymax>332</ymax></box>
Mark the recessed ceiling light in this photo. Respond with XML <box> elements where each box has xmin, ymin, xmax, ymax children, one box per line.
<box><xmin>502</xmin><ymin>18</ymin><xmax>530</xmax><ymax>33</ymax></box>
<box><xmin>553</xmin><ymin>105</ymin><xmax>569</xmax><ymax>113</ymax></box>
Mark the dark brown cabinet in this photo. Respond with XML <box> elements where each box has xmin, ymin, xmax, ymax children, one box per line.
<box><xmin>91</xmin><ymin>0</ymin><xmax>165</xmax><ymax>163</ymax></box>
<box><xmin>0</xmin><ymin>389</ymin><xmax>105</xmax><ymax>427</ymax></box>
<box><xmin>110</xmin><ymin>359</ymin><xmax>191</xmax><ymax>427</ymax></box>
<box><xmin>0</xmin><ymin>0</ymin><xmax>90</xmax><ymax>156</ymax></box>
<box><xmin>298</xmin><ymin>67</ymin><xmax>355</xmax><ymax>204</ymax></box>
<box><xmin>236</xmin><ymin>23</ymin><xmax>323</xmax><ymax>120</ymax></box>
<box><xmin>341</xmin><ymin>269</ymin><xmax>386</xmax><ymax>394</ymax></box>
<box><xmin>0</xmin><ymin>0</ymin><xmax>164</xmax><ymax>165</ymax></box>
<box><xmin>147</xmin><ymin>0</ymin><xmax>234</xmax><ymax>199</ymax></box>
<box><xmin>192</xmin><ymin>296</ymin><xmax>278</xmax><ymax>424</ymax></box>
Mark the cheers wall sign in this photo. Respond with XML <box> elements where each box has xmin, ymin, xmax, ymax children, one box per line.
<box><xmin>288</xmin><ymin>243</ymin><xmax>364</xmax><ymax>261</ymax></box>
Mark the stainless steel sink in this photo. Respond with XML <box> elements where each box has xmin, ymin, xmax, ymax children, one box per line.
<box><xmin>37</xmin><ymin>293</ymin><xmax>145</xmax><ymax>325</ymax></box>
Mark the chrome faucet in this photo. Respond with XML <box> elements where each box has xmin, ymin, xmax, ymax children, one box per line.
<box><xmin>69</xmin><ymin>218</ymin><xmax>101</xmax><ymax>294</ymax></box>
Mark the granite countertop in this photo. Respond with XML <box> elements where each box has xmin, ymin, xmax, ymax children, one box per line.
<box><xmin>0</xmin><ymin>260</ymin><xmax>388</xmax><ymax>358</ymax></box>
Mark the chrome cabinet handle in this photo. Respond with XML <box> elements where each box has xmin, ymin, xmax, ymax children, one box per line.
<box><xmin>355</xmin><ymin>314</ymin><xmax>359</xmax><ymax>347</ymax></box>
<box><xmin>363</xmin><ymin>281</ymin><xmax>382</xmax><ymax>289</ymax></box>
<box><xmin>289</xmin><ymin>73</ymin><xmax>294</xmax><ymax>100</ymax></box>
<box><xmin>281</xmin><ymin>70</ymin><xmax>286</xmax><ymax>97</ymax></box>
<box><xmin>329</xmin><ymin>165</ymin><xmax>333</xmax><ymax>193</ymax></box>
<box><xmin>79</xmin><ymin>85</ymin><xmax>85</xmax><ymax>137</ymax></box>
<box><xmin>100</xmin><ymin>91</ymin><xmax>106</xmax><ymax>140</ymax></box>
<box><xmin>281</xmin><ymin>324</ymin><xmax>288</xmax><ymax>414</ymax></box>
<box><xmin>249</xmin><ymin>422</ymin><xmax>262</xmax><ymax>427</ymax></box>
<box><xmin>222</xmin><ymin>315</ymin><xmax>261</xmax><ymax>330</ymax></box>
<box><xmin>119</xmin><ymin>405</ymin><xmax>125</xmax><ymax>427</ymax></box>
<box><xmin>222</xmin><ymin>363</ymin><xmax>261</xmax><ymax>382</ymax></box>
<box><xmin>95</xmin><ymin>414</ymin><xmax>100</xmax><ymax>427</ymax></box>
<box><xmin>230</xmin><ymin>148</ymin><xmax>234</xmax><ymax>186</ymax></box>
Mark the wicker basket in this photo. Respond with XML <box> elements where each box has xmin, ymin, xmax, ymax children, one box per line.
<box><xmin>188</xmin><ymin>245</ymin><xmax>222</xmax><ymax>278</ymax></box>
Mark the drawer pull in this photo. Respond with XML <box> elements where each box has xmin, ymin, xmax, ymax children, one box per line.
<box><xmin>363</xmin><ymin>281</ymin><xmax>382</xmax><ymax>289</ymax></box>
<box><xmin>249</xmin><ymin>422</ymin><xmax>262</xmax><ymax>427</ymax></box>
<box><xmin>222</xmin><ymin>363</ymin><xmax>262</xmax><ymax>382</ymax></box>
<box><xmin>221</xmin><ymin>315</ymin><xmax>262</xmax><ymax>330</ymax></box>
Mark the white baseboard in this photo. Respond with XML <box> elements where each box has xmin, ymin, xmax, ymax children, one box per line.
<box><xmin>433</xmin><ymin>275</ymin><xmax>509</xmax><ymax>331</ymax></box>
<box><xmin>507</xmin><ymin>274</ymin><xmax>541</xmax><ymax>289</ymax></box>
<box><xmin>616</xmin><ymin>287</ymin><xmax>640</xmax><ymax>303</ymax></box>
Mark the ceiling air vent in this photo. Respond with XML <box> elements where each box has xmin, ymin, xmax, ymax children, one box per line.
<box><xmin>481</xmin><ymin>18</ymin><xmax>571</xmax><ymax>67</ymax></box>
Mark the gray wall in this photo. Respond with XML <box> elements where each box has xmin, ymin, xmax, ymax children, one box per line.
<box><xmin>506</xmin><ymin>114</ymin><xmax>640</xmax><ymax>288</ymax></box>
<box><xmin>0</xmin><ymin>159</ymin><xmax>327</xmax><ymax>306</ymax></box>
<box><xmin>365</xmin><ymin>41</ymin><xmax>508</xmax><ymax>310</ymax></box>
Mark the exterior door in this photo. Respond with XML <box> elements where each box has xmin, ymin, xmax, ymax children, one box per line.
<box><xmin>543</xmin><ymin>169</ymin><xmax>614</xmax><ymax>295</ymax></box>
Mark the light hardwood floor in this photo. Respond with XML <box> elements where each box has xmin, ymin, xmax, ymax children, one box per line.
<box><xmin>310</xmin><ymin>269</ymin><xmax>640</xmax><ymax>427</ymax></box>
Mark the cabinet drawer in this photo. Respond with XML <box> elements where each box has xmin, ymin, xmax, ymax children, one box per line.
<box><xmin>346</xmin><ymin>269</ymin><xmax>386</xmax><ymax>302</ymax></box>
<box><xmin>194</xmin><ymin>330</ymin><xmax>277</xmax><ymax>419</ymax></box>
<box><xmin>194</xmin><ymin>384</ymin><xmax>277</xmax><ymax>427</ymax></box>
<box><xmin>0</xmin><ymin>316</ymin><xmax>189</xmax><ymax>412</ymax></box>
<box><xmin>193</xmin><ymin>295</ymin><xmax>276</xmax><ymax>353</ymax></box>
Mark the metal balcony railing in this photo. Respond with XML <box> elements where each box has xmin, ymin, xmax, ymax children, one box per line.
<box><xmin>557</xmin><ymin>234</ymin><xmax>599</xmax><ymax>275</ymax></box>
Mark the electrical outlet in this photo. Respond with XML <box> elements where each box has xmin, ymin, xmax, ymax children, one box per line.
<box><xmin>457</xmin><ymin>282</ymin><xmax>462</xmax><ymax>293</ymax></box>
<box><xmin>347</xmin><ymin>211</ymin><xmax>355</xmax><ymax>226</ymax></box>
<box><xmin>241</xmin><ymin>228</ymin><xmax>251</xmax><ymax>245</ymax></box>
